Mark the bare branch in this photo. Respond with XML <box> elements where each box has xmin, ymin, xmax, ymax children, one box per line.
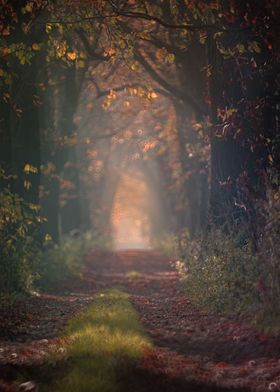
<box><xmin>134</xmin><ymin>49</ymin><xmax>205</xmax><ymax>115</ymax></box>
<box><xmin>76</xmin><ymin>29</ymin><xmax>109</xmax><ymax>61</ymax></box>
<box><xmin>45</xmin><ymin>10</ymin><xmax>249</xmax><ymax>33</ymax></box>
<box><xmin>91</xmin><ymin>83</ymin><xmax>171</xmax><ymax>100</ymax></box>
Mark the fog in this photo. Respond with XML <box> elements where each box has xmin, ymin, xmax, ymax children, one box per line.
<box><xmin>111</xmin><ymin>170</ymin><xmax>151</xmax><ymax>250</ymax></box>
<box><xmin>1</xmin><ymin>4</ymin><xmax>279</xmax><ymax>388</ymax></box>
<box><xmin>73</xmin><ymin>80</ymin><xmax>174</xmax><ymax>250</ymax></box>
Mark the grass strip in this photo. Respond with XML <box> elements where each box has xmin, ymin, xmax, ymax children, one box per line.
<box><xmin>50</xmin><ymin>287</ymin><xmax>151</xmax><ymax>392</ymax></box>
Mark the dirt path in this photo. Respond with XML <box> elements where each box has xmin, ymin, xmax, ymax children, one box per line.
<box><xmin>1</xmin><ymin>250</ymin><xmax>280</xmax><ymax>391</ymax></box>
<box><xmin>89</xmin><ymin>250</ymin><xmax>280</xmax><ymax>392</ymax></box>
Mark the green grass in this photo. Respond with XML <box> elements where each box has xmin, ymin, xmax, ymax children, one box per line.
<box><xmin>48</xmin><ymin>288</ymin><xmax>151</xmax><ymax>392</ymax></box>
<box><xmin>125</xmin><ymin>270</ymin><xmax>142</xmax><ymax>279</ymax></box>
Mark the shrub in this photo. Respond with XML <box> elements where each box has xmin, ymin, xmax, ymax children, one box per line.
<box><xmin>255</xmin><ymin>180</ymin><xmax>280</xmax><ymax>326</ymax></box>
<box><xmin>157</xmin><ymin>228</ymin><xmax>260</xmax><ymax>315</ymax></box>
<box><xmin>0</xmin><ymin>188</ymin><xmax>42</xmax><ymax>294</ymax></box>
<box><xmin>36</xmin><ymin>231</ymin><xmax>111</xmax><ymax>289</ymax></box>
<box><xmin>180</xmin><ymin>230</ymin><xmax>259</xmax><ymax>314</ymax></box>
<box><xmin>152</xmin><ymin>231</ymin><xmax>182</xmax><ymax>258</ymax></box>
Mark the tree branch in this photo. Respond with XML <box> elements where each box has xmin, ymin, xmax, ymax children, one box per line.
<box><xmin>86</xmin><ymin>80</ymin><xmax>171</xmax><ymax>99</ymax></box>
<box><xmin>115</xmin><ymin>10</ymin><xmax>249</xmax><ymax>33</ymax></box>
<box><xmin>134</xmin><ymin>49</ymin><xmax>205</xmax><ymax>115</ymax></box>
<box><xmin>46</xmin><ymin>10</ymin><xmax>249</xmax><ymax>33</ymax></box>
<box><xmin>76</xmin><ymin>29</ymin><xmax>109</xmax><ymax>61</ymax></box>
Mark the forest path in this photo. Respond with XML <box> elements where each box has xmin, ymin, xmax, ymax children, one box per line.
<box><xmin>85</xmin><ymin>250</ymin><xmax>280</xmax><ymax>392</ymax></box>
<box><xmin>1</xmin><ymin>250</ymin><xmax>280</xmax><ymax>391</ymax></box>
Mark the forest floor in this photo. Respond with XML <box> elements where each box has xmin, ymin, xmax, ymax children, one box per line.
<box><xmin>1</xmin><ymin>250</ymin><xmax>280</xmax><ymax>392</ymax></box>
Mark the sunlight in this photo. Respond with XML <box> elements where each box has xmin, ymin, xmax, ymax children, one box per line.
<box><xmin>111</xmin><ymin>171</ymin><xmax>151</xmax><ymax>250</ymax></box>
<box><xmin>50</xmin><ymin>288</ymin><xmax>151</xmax><ymax>392</ymax></box>
<box><xmin>1</xmin><ymin>2</ymin><xmax>278</xmax><ymax>391</ymax></box>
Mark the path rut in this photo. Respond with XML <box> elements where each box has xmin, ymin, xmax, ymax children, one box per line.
<box><xmin>1</xmin><ymin>250</ymin><xmax>280</xmax><ymax>392</ymax></box>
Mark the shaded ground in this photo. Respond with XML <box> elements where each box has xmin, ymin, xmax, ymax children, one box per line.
<box><xmin>1</xmin><ymin>250</ymin><xmax>280</xmax><ymax>391</ymax></box>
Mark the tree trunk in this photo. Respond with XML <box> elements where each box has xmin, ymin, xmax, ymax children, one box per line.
<box><xmin>56</xmin><ymin>65</ymin><xmax>84</xmax><ymax>235</ymax></box>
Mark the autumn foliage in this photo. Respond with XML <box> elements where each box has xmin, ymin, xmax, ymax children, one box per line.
<box><xmin>0</xmin><ymin>1</ymin><xmax>279</xmax><ymax>326</ymax></box>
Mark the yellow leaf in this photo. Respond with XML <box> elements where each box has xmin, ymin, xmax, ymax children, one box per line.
<box><xmin>148</xmin><ymin>91</ymin><xmax>158</xmax><ymax>99</ymax></box>
<box><xmin>56</xmin><ymin>46</ymin><xmax>66</xmax><ymax>58</ymax></box>
<box><xmin>28</xmin><ymin>203</ymin><xmax>40</xmax><ymax>211</ymax></box>
<box><xmin>45</xmin><ymin>23</ymin><xmax>52</xmax><ymax>33</ymax></box>
<box><xmin>166</xmin><ymin>53</ymin><xmax>175</xmax><ymax>63</ymax></box>
<box><xmin>23</xmin><ymin>164</ymin><xmax>38</xmax><ymax>174</ymax></box>
<box><xmin>102</xmin><ymin>100</ymin><xmax>110</xmax><ymax>110</ymax></box>
<box><xmin>25</xmin><ymin>3</ymin><xmax>33</xmax><ymax>12</ymax></box>
<box><xmin>32</xmin><ymin>43</ymin><xmax>40</xmax><ymax>51</ymax></box>
<box><xmin>130</xmin><ymin>62</ymin><xmax>137</xmax><ymax>71</ymax></box>
<box><xmin>24</xmin><ymin>180</ymin><xmax>32</xmax><ymax>190</ymax></box>
<box><xmin>237</xmin><ymin>43</ymin><xmax>245</xmax><ymax>54</ymax></box>
<box><xmin>67</xmin><ymin>52</ymin><xmax>77</xmax><ymax>60</ymax></box>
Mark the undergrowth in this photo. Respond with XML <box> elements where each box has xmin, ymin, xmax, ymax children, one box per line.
<box><xmin>0</xmin><ymin>186</ymin><xmax>42</xmax><ymax>294</ymax></box>
<box><xmin>176</xmin><ymin>229</ymin><xmax>259</xmax><ymax>315</ymax></box>
<box><xmin>152</xmin><ymin>231</ymin><xmax>180</xmax><ymax>259</ymax></box>
<box><xmin>0</xmin><ymin>170</ymin><xmax>111</xmax><ymax>295</ymax></box>
<box><xmin>36</xmin><ymin>231</ymin><xmax>111</xmax><ymax>289</ymax></box>
<box><xmin>158</xmin><ymin>199</ymin><xmax>280</xmax><ymax>332</ymax></box>
<box><xmin>46</xmin><ymin>288</ymin><xmax>151</xmax><ymax>392</ymax></box>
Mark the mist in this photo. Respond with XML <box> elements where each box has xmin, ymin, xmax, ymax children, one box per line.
<box><xmin>1</xmin><ymin>2</ymin><xmax>280</xmax><ymax>391</ymax></box>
